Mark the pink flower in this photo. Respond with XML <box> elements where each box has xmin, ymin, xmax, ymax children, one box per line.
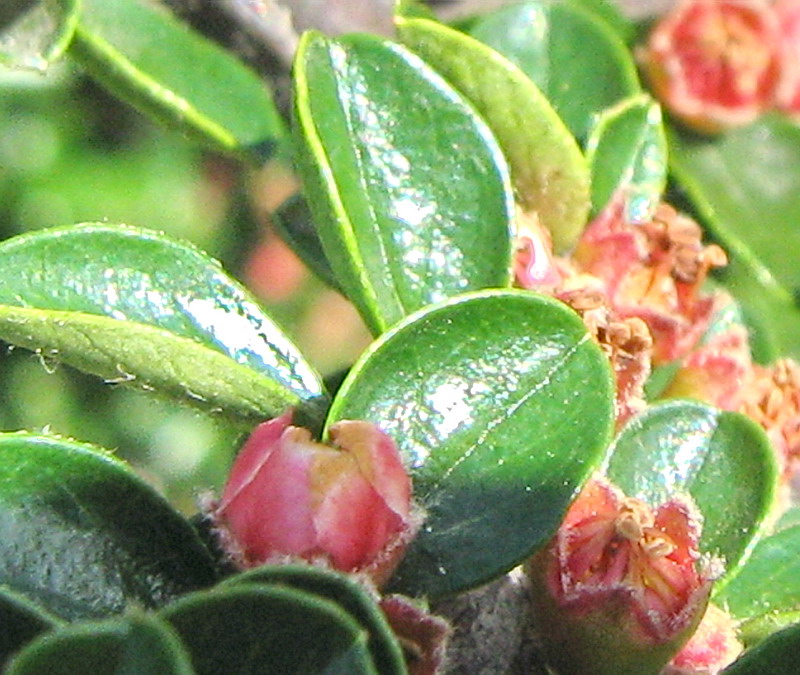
<box><xmin>664</xmin><ymin>320</ymin><xmax>752</xmax><ymax>412</ymax></box>
<box><xmin>213</xmin><ymin>412</ymin><xmax>415</xmax><ymax>586</ymax></box>
<box><xmin>641</xmin><ymin>0</ymin><xmax>782</xmax><ymax>133</ymax></box>
<box><xmin>664</xmin><ymin>603</ymin><xmax>743</xmax><ymax>674</ymax></box>
<box><xmin>572</xmin><ymin>201</ymin><xmax>727</xmax><ymax>365</ymax></box>
<box><xmin>528</xmin><ymin>477</ymin><xmax>717</xmax><ymax>674</ymax></box>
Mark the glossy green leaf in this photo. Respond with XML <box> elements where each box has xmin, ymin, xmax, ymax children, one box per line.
<box><xmin>326</xmin><ymin>290</ymin><xmax>615</xmax><ymax>597</ymax></box>
<box><xmin>397</xmin><ymin>16</ymin><xmax>589</xmax><ymax>252</ymax></box>
<box><xmin>605</xmin><ymin>401</ymin><xmax>778</xmax><ymax>585</ymax></box>
<box><xmin>669</xmin><ymin>117</ymin><xmax>800</xmax><ymax>359</ymax></box>
<box><xmin>0</xmin><ymin>433</ymin><xmax>217</xmax><ymax>621</ymax></box>
<box><xmin>293</xmin><ymin>31</ymin><xmax>513</xmax><ymax>335</ymax></box>
<box><xmin>68</xmin><ymin>0</ymin><xmax>284</xmax><ymax>160</ymax></box>
<box><xmin>0</xmin><ymin>0</ymin><xmax>78</xmax><ymax>71</ymax></box>
<box><xmin>6</xmin><ymin>613</ymin><xmax>194</xmax><ymax>675</ymax></box>
<box><xmin>469</xmin><ymin>1</ymin><xmax>640</xmax><ymax>142</ymax></box>
<box><xmin>161</xmin><ymin>585</ymin><xmax>377</xmax><ymax>675</ymax></box>
<box><xmin>0</xmin><ymin>224</ymin><xmax>325</xmax><ymax>425</ymax></box>
<box><xmin>586</xmin><ymin>94</ymin><xmax>667</xmax><ymax>221</ymax></box>
<box><xmin>222</xmin><ymin>565</ymin><xmax>406</xmax><ymax>675</ymax></box>
<box><xmin>722</xmin><ymin>622</ymin><xmax>800</xmax><ymax>675</ymax></box>
<box><xmin>714</xmin><ymin>525</ymin><xmax>800</xmax><ymax>642</ymax></box>
<box><xmin>0</xmin><ymin>587</ymin><xmax>61</xmax><ymax>668</ymax></box>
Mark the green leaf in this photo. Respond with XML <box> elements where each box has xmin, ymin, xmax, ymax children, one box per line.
<box><xmin>326</xmin><ymin>290</ymin><xmax>615</xmax><ymax>597</ymax></box>
<box><xmin>222</xmin><ymin>565</ymin><xmax>406</xmax><ymax>675</ymax></box>
<box><xmin>722</xmin><ymin>622</ymin><xmax>800</xmax><ymax>675</ymax></box>
<box><xmin>714</xmin><ymin>525</ymin><xmax>800</xmax><ymax>642</ymax></box>
<box><xmin>669</xmin><ymin>117</ymin><xmax>800</xmax><ymax>359</ymax></box>
<box><xmin>604</xmin><ymin>401</ymin><xmax>778</xmax><ymax>586</ymax></box>
<box><xmin>293</xmin><ymin>31</ymin><xmax>513</xmax><ymax>335</ymax></box>
<box><xmin>469</xmin><ymin>0</ymin><xmax>640</xmax><ymax>142</ymax></box>
<box><xmin>6</xmin><ymin>613</ymin><xmax>195</xmax><ymax>675</ymax></box>
<box><xmin>396</xmin><ymin>16</ymin><xmax>589</xmax><ymax>253</ymax></box>
<box><xmin>161</xmin><ymin>585</ymin><xmax>377</xmax><ymax>674</ymax></box>
<box><xmin>393</xmin><ymin>0</ymin><xmax>436</xmax><ymax>20</ymax></box>
<box><xmin>563</xmin><ymin>0</ymin><xmax>635</xmax><ymax>43</ymax></box>
<box><xmin>0</xmin><ymin>0</ymin><xmax>78</xmax><ymax>71</ymax></box>
<box><xmin>0</xmin><ymin>433</ymin><xmax>217</xmax><ymax>621</ymax></box>
<box><xmin>0</xmin><ymin>224</ymin><xmax>325</xmax><ymax>425</ymax></box>
<box><xmin>586</xmin><ymin>94</ymin><xmax>667</xmax><ymax>221</ymax></box>
<box><xmin>68</xmin><ymin>0</ymin><xmax>284</xmax><ymax>160</ymax></box>
<box><xmin>0</xmin><ymin>587</ymin><xmax>62</xmax><ymax>669</ymax></box>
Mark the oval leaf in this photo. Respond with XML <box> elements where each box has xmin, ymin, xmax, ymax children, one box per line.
<box><xmin>714</xmin><ymin>525</ymin><xmax>800</xmax><ymax>641</ymax></box>
<box><xmin>6</xmin><ymin>613</ymin><xmax>194</xmax><ymax>675</ymax></box>
<box><xmin>669</xmin><ymin>117</ymin><xmax>800</xmax><ymax>359</ymax></box>
<box><xmin>293</xmin><ymin>31</ymin><xmax>513</xmax><ymax>335</ymax></box>
<box><xmin>469</xmin><ymin>0</ymin><xmax>640</xmax><ymax>142</ymax></box>
<box><xmin>722</xmin><ymin>622</ymin><xmax>800</xmax><ymax>675</ymax></box>
<box><xmin>586</xmin><ymin>94</ymin><xmax>667</xmax><ymax>221</ymax></box>
<box><xmin>0</xmin><ymin>587</ymin><xmax>61</xmax><ymax>669</ymax></box>
<box><xmin>0</xmin><ymin>224</ymin><xmax>324</xmax><ymax>424</ymax></box>
<box><xmin>396</xmin><ymin>16</ymin><xmax>590</xmax><ymax>252</ymax></box>
<box><xmin>68</xmin><ymin>0</ymin><xmax>284</xmax><ymax>160</ymax></box>
<box><xmin>0</xmin><ymin>433</ymin><xmax>217</xmax><ymax>621</ymax></box>
<box><xmin>604</xmin><ymin>401</ymin><xmax>778</xmax><ymax>584</ymax></box>
<box><xmin>222</xmin><ymin>565</ymin><xmax>406</xmax><ymax>675</ymax></box>
<box><xmin>161</xmin><ymin>585</ymin><xmax>377</xmax><ymax>675</ymax></box>
<box><xmin>0</xmin><ymin>0</ymin><xmax>78</xmax><ymax>71</ymax></box>
<box><xmin>326</xmin><ymin>290</ymin><xmax>615</xmax><ymax>597</ymax></box>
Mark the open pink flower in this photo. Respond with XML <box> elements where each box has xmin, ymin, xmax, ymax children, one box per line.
<box><xmin>528</xmin><ymin>477</ymin><xmax>717</xmax><ymax>674</ymax></box>
<box><xmin>641</xmin><ymin>0</ymin><xmax>782</xmax><ymax>133</ymax></box>
<box><xmin>573</xmin><ymin>201</ymin><xmax>727</xmax><ymax>365</ymax></box>
<box><xmin>213</xmin><ymin>412</ymin><xmax>415</xmax><ymax>586</ymax></box>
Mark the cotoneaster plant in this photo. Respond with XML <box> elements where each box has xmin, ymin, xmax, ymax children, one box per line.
<box><xmin>1</xmin><ymin>1</ymin><xmax>800</xmax><ymax>673</ymax></box>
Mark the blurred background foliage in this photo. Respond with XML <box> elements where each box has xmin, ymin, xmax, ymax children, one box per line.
<box><xmin>0</xmin><ymin>59</ymin><xmax>371</xmax><ymax>512</ymax></box>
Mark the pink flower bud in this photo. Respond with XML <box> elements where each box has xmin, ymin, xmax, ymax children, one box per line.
<box><xmin>528</xmin><ymin>476</ymin><xmax>717</xmax><ymax>675</ymax></box>
<box><xmin>212</xmin><ymin>412</ymin><xmax>415</xmax><ymax>586</ymax></box>
<box><xmin>641</xmin><ymin>0</ymin><xmax>782</xmax><ymax>133</ymax></box>
<box><xmin>664</xmin><ymin>603</ymin><xmax>743</xmax><ymax>675</ymax></box>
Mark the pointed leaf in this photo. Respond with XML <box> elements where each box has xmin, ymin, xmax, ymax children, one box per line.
<box><xmin>68</xmin><ymin>0</ymin><xmax>284</xmax><ymax>160</ymax></box>
<box><xmin>586</xmin><ymin>94</ymin><xmax>667</xmax><ymax>221</ymax></box>
<box><xmin>0</xmin><ymin>224</ymin><xmax>325</xmax><ymax>425</ymax></box>
<box><xmin>722</xmin><ymin>622</ymin><xmax>800</xmax><ymax>674</ymax></box>
<box><xmin>222</xmin><ymin>565</ymin><xmax>406</xmax><ymax>675</ymax></box>
<box><xmin>326</xmin><ymin>290</ymin><xmax>615</xmax><ymax>597</ymax></box>
<box><xmin>161</xmin><ymin>585</ymin><xmax>377</xmax><ymax>674</ymax></box>
<box><xmin>604</xmin><ymin>401</ymin><xmax>778</xmax><ymax>585</ymax></box>
<box><xmin>6</xmin><ymin>613</ymin><xmax>195</xmax><ymax>675</ymax></box>
<box><xmin>396</xmin><ymin>16</ymin><xmax>590</xmax><ymax>252</ymax></box>
<box><xmin>293</xmin><ymin>31</ymin><xmax>513</xmax><ymax>335</ymax></box>
<box><xmin>0</xmin><ymin>587</ymin><xmax>62</xmax><ymax>669</ymax></box>
<box><xmin>714</xmin><ymin>525</ymin><xmax>800</xmax><ymax>642</ymax></box>
<box><xmin>0</xmin><ymin>0</ymin><xmax>78</xmax><ymax>71</ymax></box>
<box><xmin>668</xmin><ymin>117</ymin><xmax>800</xmax><ymax>359</ymax></box>
<box><xmin>0</xmin><ymin>433</ymin><xmax>217</xmax><ymax>621</ymax></box>
<box><xmin>469</xmin><ymin>1</ymin><xmax>640</xmax><ymax>142</ymax></box>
